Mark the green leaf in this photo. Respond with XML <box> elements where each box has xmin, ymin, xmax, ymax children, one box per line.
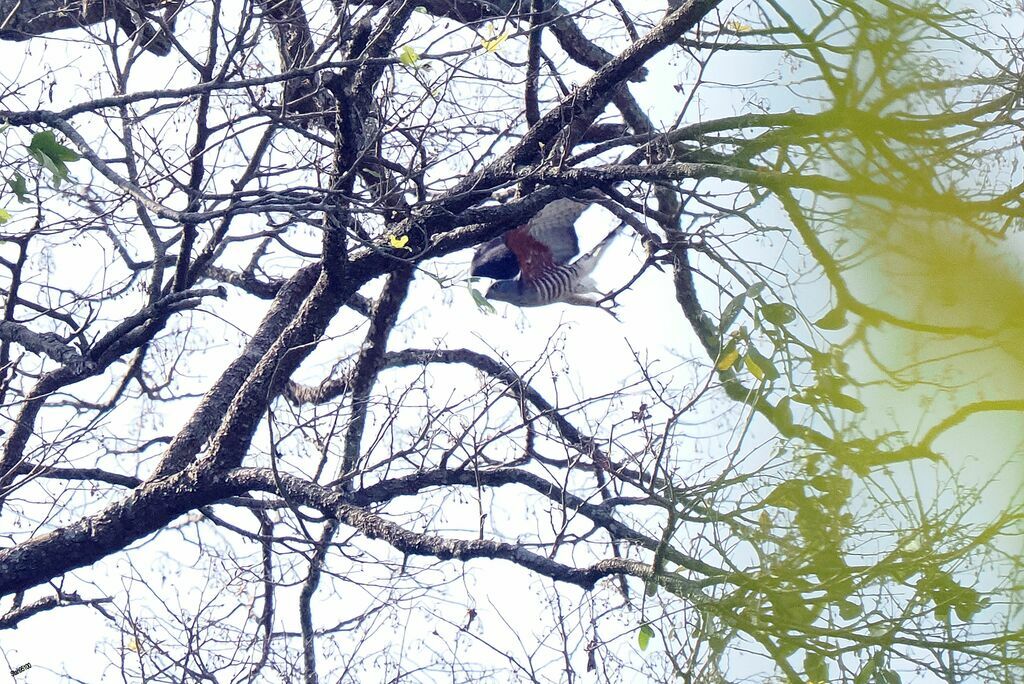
<box><xmin>745</xmin><ymin>346</ymin><xmax>780</xmax><ymax>381</ymax></box>
<box><xmin>854</xmin><ymin>653</ymin><xmax>881</xmax><ymax>684</ymax></box>
<box><xmin>814</xmin><ymin>306</ymin><xmax>847</xmax><ymax>330</ymax></box>
<box><xmin>720</xmin><ymin>293</ymin><xmax>746</xmax><ymax>333</ymax></box>
<box><xmin>769</xmin><ymin>592</ymin><xmax>816</xmax><ymax>630</ymax></box>
<box><xmin>804</xmin><ymin>651</ymin><xmax>828</xmax><ymax>681</ymax></box>
<box><xmin>791</xmin><ymin>391</ymin><xmax>813</xmax><ymax>405</ymax></box>
<box><xmin>827</xmin><ymin>392</ymin><xmax>866</xmax><ymax>413</ymax></box>
<box><xmin>470</xmin><ymin>287</ymin><xmax>496</xmax><ymax>314</ymax></box>
<box><xmin>8</xmin><ymin>173</ymin><xmax>28</xmax><ymax>203</ymax></box>
<box><xmin>764</xmin><ymin>479</ymin><xmax>806</xmax><ymax>510</ymax></box>
<box><xmin>398</xmin><ymin>45</ymin><xmax>419</xmax><ymax>67</ymax></box>
<box><xmin>421</xmin><ymin>270</ymin><xmax>453</xmax><ymax>288</ymax></box>
<box><xmin>0</xmin><ymin>208</ymin><xmax>10</xmax><ymax>224</ymax></box>
<box><xmin>27</xmin><ymin>130</ymin><xmax>80</xmax><ymax>187</ymax></box>
<box><xmin>953</xmin><ymin>588</ymin><xmax>985</xmax><ymax>621</ymax></box>
<box><xmin>810</xmin><ymin>473</ymin><xmax>852</xmax><ymax>508</ymax></box>
<box><xmin>809</xmin><ymin>474</ymin><xmax>839</xmax><ymax>493</ymax></box>
<box><xmin>746</xmin><ymin>282</ymin><xmax>766</xmax><ymax>297</ymax></box>
<box><xmin>777</xmin><ymin>635</ymin><xmax>801</xmax><ymax>657</ymax></box>
<box><xmin>761</xmin><ymin>302</ymin><xmax>797</xmax><ymax>326</ymax></box>
<box><xmin>707</xmin><ymin>630</ymin><xmax>728</xmax><ymax>655</ymax></box>
<box><xmin>838</xmin><ymin>599</ymin><xmax>863</xmax><ymax>620</ymax></box>
<box><xmin>637</xmin><ymin>624</ymin><xmax>654</xmax><ymax>651</ymax></box>
<box><xmin>744</xmin><ymin>353</ymin><xmax>764</xmax><ymax>381</ymax></box>
<box><xmin>774</xmin><ymin>396</ymin><xmax>793</xmax><ymax>430</ymax></box>
<box><xmin>878</xmin><ymin>670</ymin><xmax>903</xmax><ymax>684</ymax></box>
<box><xmin>30</xmin><ymin>131</ymin><xmax>80</xmax><ymax>162</ymax></box>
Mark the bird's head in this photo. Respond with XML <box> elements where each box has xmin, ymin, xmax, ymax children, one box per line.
<box><xmin>485</xmin><ymin>279</ymin><xmax>520</xmax><ymax>304</ymax></box>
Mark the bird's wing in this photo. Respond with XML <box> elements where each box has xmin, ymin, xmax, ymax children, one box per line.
<box><xmin>470</xmin><ymin>236</ymin><xmax>520</xmax><ymax>279</ymax></box>
<box><xmin>505</xmin><ymin>223</ymin><xmax>556</xmax><ymax>283</ymax></box>
<box><xmin>471</xmin><ymin>199</ymin><xmax>589</xmax><ymax>282</ymax></box>
<box><xmin>522</xmin><ymin>199</ymin><xmax>586</xmax><ymax>266</ymax></box>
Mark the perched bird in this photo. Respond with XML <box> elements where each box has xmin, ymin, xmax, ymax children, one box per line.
<box><xmin>471</xmin><ymin>199</ymin><xmax>622</xmax><ymax>310</ymax></box>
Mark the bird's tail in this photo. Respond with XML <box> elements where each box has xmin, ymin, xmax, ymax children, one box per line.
<box><xmin>571</xmin><ymin>221</ymin><xmax>626</xmax><ymax>285</ymax></box>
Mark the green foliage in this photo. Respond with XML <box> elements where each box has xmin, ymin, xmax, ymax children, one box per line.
<box><xmin>744</xmin><ymin>345</ymin><xmax>780</xmax><ymax>381</ymax></box>
<box><xmin>7</xmin><ymin>172</ymin><xmax>27</xmax><ymax>202</ymax></box>
<box><xmin>814</xmin><ymin>307</ymin><xmax>847</xmax><ymax>330</ymax></box>
<box><xmin>855</xmin><ymin>653</ymin><xmax>904</xmax><ymax>684</ymax></box>
<box><xmin>804</xmin><ymin>651</ymin><xmax>828</xmax><ymax>681</ymax></box>
<box><xmin>1</xmin><ymin>127</ymin><xmax>80</xmax><ymax>216</ymax></box>
<box><xmin>791</xmin><ymin>368</ymin><xmax>865</xmax><ymax>413</ymax></box>
<box><xmin>716</xmin><ymin>288</ymin><xmax>798</xmax><ymax>384</ymax></box>
<box><xmin>26</xmin><ymin>130</ymin><xmax>80</xmax><ymax>187</ymax></box>
<box><xmin>637</xmin><ymin>623</ymin><xmax>654</xmax><ymax>651</ymax></box>
<box><xmin>468</xmin><ymin>285</ymin><xmax>496</xmax><ymax>314</ymax></box>
<box><xmin>761</xmin><ymin>302</ymin><xmax>797</xmax><ymax>326</ymax></box>
<box><xmin>719</xmin><ymin>292</ymin><xmax>746</xmax><ymax>334</ymax></box>
<box><xmin>917</xmin><ymin>570</ymin><xmax>986</xmax><ymax>621</ymax></box>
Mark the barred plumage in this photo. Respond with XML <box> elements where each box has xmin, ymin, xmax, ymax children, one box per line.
<box><xmin>472</xmin><ymin>199</ymin><xmax>622</xmax><ymax>312</ymax></box>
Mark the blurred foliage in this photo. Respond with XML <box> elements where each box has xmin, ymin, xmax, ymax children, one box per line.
<box><xmin>647</xmin><ymin>1</ymin><xmax>1024</xmax><ymax>680</ymax></box>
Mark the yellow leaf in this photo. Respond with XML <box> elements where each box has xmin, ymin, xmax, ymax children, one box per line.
<box><xmin>398</xmin><ymin>45</ymin><xmax>419</xmax><ymax>67</ymax></box>
<box><xmin>716</xmin><ymin>347</ymin><xmax>740</xmax><ymax>371</ymax></box>
<box><xmin>726</xmin><ymin>20</ymin><xmax>752</xmax><ymax>33</ymax></box>
<box><xmin>389</xmin><ymin>234</ymin><xmax>410</xmax><ymax>250</ymax></box>
<box><xmin>744</xmin><ymin>353</ymin><xmax>766</xmax><ymax>381</ymax></box>
<box><xmin>127</xmin><ymin>638</ymin><xmax>140</xmax><ymax>653</ymax></box>
<box><xmin>481</xmin><ymin>32</ymin><xmax>509</xmax><ymax>53</ymax></box>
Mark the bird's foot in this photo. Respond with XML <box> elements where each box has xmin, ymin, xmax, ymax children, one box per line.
<box><xmin>597</xmin><ymin>298</ymin><xmax>621</xmax><ymax>322</ymax></box>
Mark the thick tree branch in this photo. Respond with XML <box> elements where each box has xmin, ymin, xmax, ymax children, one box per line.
<box><xmin>0</xmin><ymin>321</ymin><xmax>81</xmax><ymax>367</ymax></box>
<box><xmin>151</xmin><ymin>265</ymin><xmax>321</xmax><ymax>478</ymax></box>
<box><xmin>0</xmin><ymin>0</ymin><xmax>172</xmax><ymax>54</ymax></box>
<box><xmin>0</xmin><ymin>466</ymin><xmax>237</xmax><ymax>597</ymax></box>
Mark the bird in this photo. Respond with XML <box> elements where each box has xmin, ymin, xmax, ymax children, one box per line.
<box><xmin>470</xmin><ymin>198</ymin><xmax>623</xmax><ymax>311</ymax></box>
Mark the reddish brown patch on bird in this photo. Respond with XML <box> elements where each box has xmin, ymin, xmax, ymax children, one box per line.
<box><xmin>505</xmin><ymin>225</ymin><xmax>555</xmax><ymax>281</ymax></box>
